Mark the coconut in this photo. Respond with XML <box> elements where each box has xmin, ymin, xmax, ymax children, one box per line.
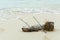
<box><xmin>43</xmin><ymin>22</ymin><xmax>54</xmax><ymax>31</ymax></box>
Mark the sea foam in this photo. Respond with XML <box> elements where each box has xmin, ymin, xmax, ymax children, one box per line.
<box><xmin>0</xmin><ymin>8</ymin><xmax>60</xmax><ymax>22</ymax></box>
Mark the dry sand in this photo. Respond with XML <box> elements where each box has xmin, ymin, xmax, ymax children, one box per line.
<box><xmin>0</xmin><ymin>13</ymin><xmax>60</xmax><ymax>40</ymax></box>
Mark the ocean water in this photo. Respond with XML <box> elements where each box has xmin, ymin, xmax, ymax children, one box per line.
<box><xmin>0</xmin><ymin>0</ymin><xmax>60</xmax><ymax>22</ymax></box>
<box><xmin>0</xmin><ymin>0</ymin><xmax>60</xmax><ymax>10</ymax></box>
<box><xmin>0</xmin><ymin>0</ymin><xmax>60</xmax><ymax>13</ymax></box>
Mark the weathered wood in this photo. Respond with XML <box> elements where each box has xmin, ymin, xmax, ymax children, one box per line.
<box><xmin>22</xmin><ymin>26</ymin><xmax>39</xmax><ymax>32</ymax></box>
<box><xmin>22</xmin><ymin>28</ymin><xmax>30</xmax><ymax>32</ymax></box>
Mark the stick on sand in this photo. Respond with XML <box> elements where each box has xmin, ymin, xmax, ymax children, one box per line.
<box><xmin>33</xmin><ymin>16</ymin><xmax>42</xmax><ymax>27</ymax></box>
<box><xmin>18</xmin><ymin>18</ymin><xmax>30</xmax><ymax>27</ymax></box>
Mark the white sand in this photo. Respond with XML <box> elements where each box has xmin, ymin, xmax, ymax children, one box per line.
<box><xmin>0</xmin><ymin>13</ymin><xmax>60</xmax><ymax>40</ymax></box>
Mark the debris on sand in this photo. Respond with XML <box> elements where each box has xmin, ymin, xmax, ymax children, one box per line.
<box><xmin>43</xmin><ymin>22</ymin><xmax>54</xmax><ymax>31</ymax></box>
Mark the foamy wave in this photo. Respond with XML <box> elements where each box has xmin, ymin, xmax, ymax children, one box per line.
<box><xmin>0</xmin><ymin>8</ymin><xmax>60</xmax><ymax>22</ymax></box>
<box><xmin>0</xmin><ymin>8</ymin><xmax>60</xmax><ymax>14</ymax></box>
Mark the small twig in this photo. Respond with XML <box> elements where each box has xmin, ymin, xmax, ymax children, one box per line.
<box><xmin>18</xmin><ymin>18</ymin><xmax>30</xmax><ymax>27</ymax></box>
<box><xmin>33</xmin><ymin>16</ymin><xmax>42</xmax><ymax>27</ymax></box>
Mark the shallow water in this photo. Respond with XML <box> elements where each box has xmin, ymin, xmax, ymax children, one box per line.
<box><xmin>0</xmin><ymin>0</ymin><xmax>60</xmax><ymax>11</ymax></box>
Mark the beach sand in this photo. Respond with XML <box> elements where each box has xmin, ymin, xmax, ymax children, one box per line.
<box><xmin>0</xmin><ymin>13</ymin><xmax>60</xmax><ymax>40</ymax></box>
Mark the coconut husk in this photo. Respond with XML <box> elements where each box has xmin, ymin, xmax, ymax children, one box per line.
<box><xmin>43</xmin><ymin>22</ymin><xmax>54</xmax><ymax>31</ymax></box>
